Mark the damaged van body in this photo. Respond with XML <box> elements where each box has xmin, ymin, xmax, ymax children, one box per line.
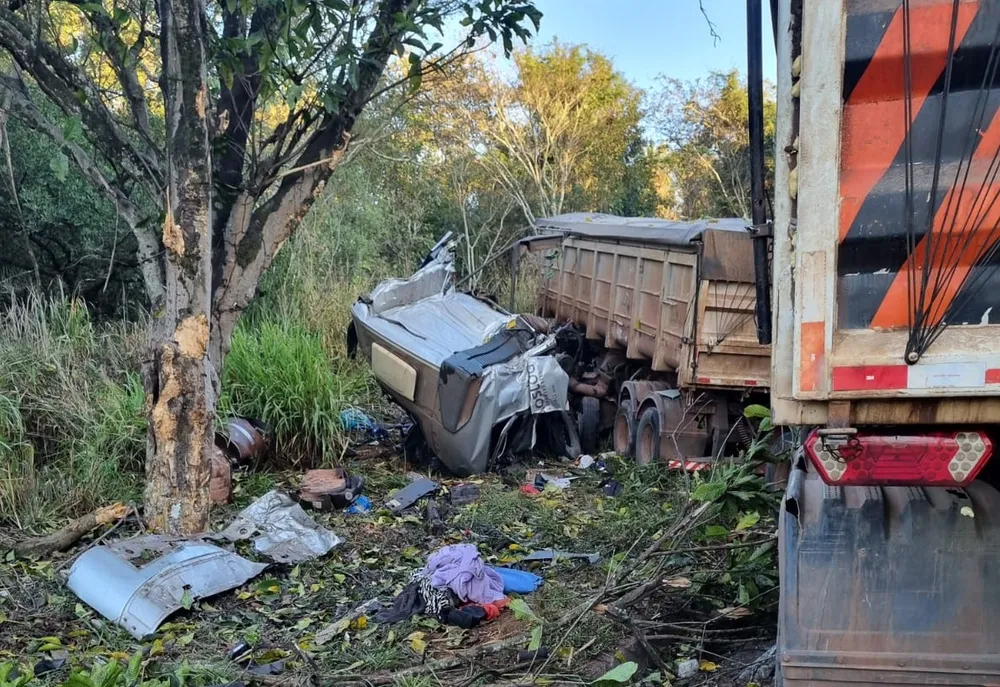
<box><xmin>349</xmin><ymin>240</ymin><xmax>575</xmax><ymax>475</ymax></box>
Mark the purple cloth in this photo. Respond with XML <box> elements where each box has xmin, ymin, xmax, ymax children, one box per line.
<box><xmin>424</xmin><ymin>544</ymin><xmax>505</xmax><ymax>604</ymax></box>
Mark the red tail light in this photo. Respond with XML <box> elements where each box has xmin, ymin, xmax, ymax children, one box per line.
<box><xmin>804</xmin><ymin>430</ymin><xmax>993</xmax><ymax>487</ymax></box>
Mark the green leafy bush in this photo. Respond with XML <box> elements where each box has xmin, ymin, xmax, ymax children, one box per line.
<box><xmin>221</xmin><ymin>317</ymin><xmax>376</xmax><ymax>463</ymax></box>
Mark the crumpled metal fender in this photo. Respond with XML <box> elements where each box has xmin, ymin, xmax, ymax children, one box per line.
<box><xmin>778</xmin><ymin>456</ymin><xmax>1000</xmax><ymax>686</ymax></box>
<box><xmin>67</xmin><ymin>536</ymin><xmax>267</xmax><ymax>639</ymax></box>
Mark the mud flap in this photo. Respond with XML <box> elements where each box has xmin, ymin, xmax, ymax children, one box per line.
<box><xmin>778</xmin><ymin>458</ymin><xmax>1000</xmax><ymax>686</ymax></box>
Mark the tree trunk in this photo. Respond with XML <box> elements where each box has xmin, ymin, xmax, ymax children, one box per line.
<box><xmin>144</xmin><ymin>0</ymin><xmax>213</xmax><ymax>535</ymax></box>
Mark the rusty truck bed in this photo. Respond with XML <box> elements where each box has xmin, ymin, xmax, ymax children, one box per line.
<box><xmin>525</xmin><ymin>214</ymin><xmax>770</xmax><ymax>391</ymax></box>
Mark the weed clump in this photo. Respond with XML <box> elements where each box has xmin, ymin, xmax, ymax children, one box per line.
<box><xmin>221</xmin><ymin>316</ymin><xmax>377</xmax><ymax>464</ymax></box>
<box><xmin>0</xmin><ymin>296</ymin><xmax>146</xmax><ymax>528</ymax></box>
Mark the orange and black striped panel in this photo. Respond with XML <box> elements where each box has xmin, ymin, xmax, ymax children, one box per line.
<box><xmin>838</xmin><ymin>0</ymin><xmax>1000</xmax><ymax>330</ymax></box>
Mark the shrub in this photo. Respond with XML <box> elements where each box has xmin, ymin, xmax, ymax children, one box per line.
<box><xmin>0</xmin><ymin>295</ymin><xmax>146</xmax><ymax>527</ymax></box>
<box><xmin>221</xmin><ymin>316</ymin><xmax>377</xmax><ymax>464</ymax></box>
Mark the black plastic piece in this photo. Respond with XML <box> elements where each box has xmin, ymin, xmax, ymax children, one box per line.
<box><xmin>747</xmin><ymin>0</ymin><xmax>773</xmax><ymax>345</ymax></box>
<box><xmin>438</xmin><ymin>329</ymin><xmax>534</xmax><ymax>432</ymax></box>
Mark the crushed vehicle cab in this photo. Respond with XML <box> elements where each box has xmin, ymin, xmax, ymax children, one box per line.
<box><xmin>349</xmin><ymin>239</ymin><xmax>575</xmax><ymax>475</ymax></box>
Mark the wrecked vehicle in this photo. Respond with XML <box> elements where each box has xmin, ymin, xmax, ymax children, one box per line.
<box><xmin>348</xmin><ymin>237</ymin><xmax>575</xmax><ymax>475</ymax></box>
<box><xmin>511</xmin><ymin>213</ymin><xmax>771</xmax><ymax>464</ymax></box>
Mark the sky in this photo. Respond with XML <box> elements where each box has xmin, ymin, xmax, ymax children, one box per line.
<box><xmin>527</xmin><ymin>0</ymin><xmax>777</xmax><ymax>91</ymax></box>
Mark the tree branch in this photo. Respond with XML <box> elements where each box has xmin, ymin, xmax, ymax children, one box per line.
<box><xmin>0</xmin><ymin>74</ymin><xmax>166</xmax><ymax>304</ymax></box>
<box><xmin>0</xmin><ymin>4</ymin><xmax>162</xmax><ymax>194</ymax></box>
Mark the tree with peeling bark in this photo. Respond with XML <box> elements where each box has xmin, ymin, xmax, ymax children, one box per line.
<box><xmin>0</xmin><ymin>0</ymin><xmax>541</xmax><ymax>534</ymax></box>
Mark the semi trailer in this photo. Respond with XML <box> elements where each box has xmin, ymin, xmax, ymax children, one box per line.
<box><xmin>765</xmin><ymin>0</ymin><xmax>1000</xmax><ymax>684</ymax></box>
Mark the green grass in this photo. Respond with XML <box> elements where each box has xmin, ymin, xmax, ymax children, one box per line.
<box><xmin>0</xmin><ymin>296</ymin><xmax>146</xmax><ymax>528</ymax></box>
<box><xmin>221</xmin><ymin>316</ymin><xmax>378</xmax><ymax>465</ymax></box>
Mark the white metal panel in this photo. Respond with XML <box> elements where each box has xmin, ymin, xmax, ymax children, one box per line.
<box><xmin>792</xmin><ymin>0</ymin><xmax>845</xmax><ymax>401</ymax></box>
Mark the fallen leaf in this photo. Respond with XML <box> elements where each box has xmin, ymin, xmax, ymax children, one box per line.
<box><xmin>594</xmin><ymin>661</ymin><xmax>638</xmax><ymax>684</ymax></box>
<box><xmin>509</xmin><ymin>598</ymin><xmax>538</xmax><ymax>621</ymax></box>
<box><xmin>408</xmin><ymin>631</ymin><xmax>427</xmax><ymax>656</ymax></box>
<box><xmin>699</xmin><ymin>660</ymin><xmax>718</xmax><ymax>672</ymax></box>
<box><xmin>352</xmin><ymin>615</ymin><xmax>368</xmax><ymax>630</ymax></box>
<box><xmin>180</xmin><ymin>588</ymin><xmax>193</xmax><ymax>610</ymax></box>
<box><xmin>735</xmin><ymin>511</ymin><xmax>761</xmax><ymax>532</ymax></box>
<box><xmin>961</xmin><ymin>506</ymin><xmax>975</xmax><ymax>518</ymax></box>
<box><xmin>149</xmin><ymin>638</ymin><xmax>165</xmax><ymax>657</ymax></box>
<box><xmin>528</xmin><ymin>625</ymin><xmax>542</xmax><ymax>651</ymax></box>
<box><xmin>664</xmin><ymin>577</ymin><xmax>692</xmax><ymax>589</ymax></box>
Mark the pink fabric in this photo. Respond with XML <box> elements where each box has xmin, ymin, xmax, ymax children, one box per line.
<box><xmin>425</xmin><ymin>544</ymin><xmax>506</xmax><ymax>604</ymax></box>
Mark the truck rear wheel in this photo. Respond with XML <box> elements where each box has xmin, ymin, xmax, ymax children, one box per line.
<box><xmin>635</xmin><ymin>406</ymin><xmax>661</xmax><ymax>466</ymax></box>
<box><xmin>577</xmin><ymin>396</ymin><xmax>601</xmax><ymax>455</ymax></box>
<box><xmin>613</xmin><ymin>398</ymin><xmax>635</xmax><ymax>457</ymax></box>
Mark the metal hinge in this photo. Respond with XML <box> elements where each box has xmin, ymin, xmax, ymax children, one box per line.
<box><xmin>816</xmin><ymin>427</ymin><xmax>859</xmax><ymax>462</ymax></box>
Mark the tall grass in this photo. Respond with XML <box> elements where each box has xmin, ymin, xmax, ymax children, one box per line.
<box><xmin>0</xmin><ymin>295</ymin><xmax>146</xmax><ymax>528</ymax></box>
<box><xmin>221</xmin><ymin>316</ymin><xmax>378</xmax><ymax>465</ymax></box>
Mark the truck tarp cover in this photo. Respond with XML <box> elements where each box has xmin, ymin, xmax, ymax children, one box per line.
<box><xmin>351</xmin><ymin>249</ymin><xmax>569</xmax><ymax>475</ymax></box>
<box><xmin>533</xmin><ymin>213</ymin><xmax>748</xmax><ymax>248</ymax></box>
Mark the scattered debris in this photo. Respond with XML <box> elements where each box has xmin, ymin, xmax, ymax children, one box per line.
<box><xmin>217</xmin><ymin>490</ymin><xmax>342</xmax><ymax>564</ymax></box>
<box><xmin>516</xmin><ymin>647</ymin><xmax>549</xmax><ymax>663</ymax></box>
<box><xmin>339</xmin><ymin>408</ymin><xmax>388</xmax><ymax>441</ymax></box>
<box><xmin>491</xmin><ymin>567</ymin><xmax>543</xmax><ymax>594</ymax></box>
<box><xmin>313</xmin><ymin>598</ymin><xmax>382</xmax><ymax>647</ymax></box>
<box><xmin>425</xmin><ymin>499</ymin><xmax>444</xmax><ymax>535</ymax></box>
<box><xmin>521</xmin><ymin>548</ymin><xmax>600</xmax><ymax>565</ymax></box>
<box><xmin>519</xmin><ymin>484</ymin><xmax>541</xmax><ymax>496</ymax></box>
<box><xmin>32</xmin><ymin>657</ymin><xmax>68</xmax><ymax>676</ymax></box>
<box><xmin>67</xmin><ymin>535</ymin><xmax>268</xmax><ymax>638</ymax></box>
<box><xmin>248</xmin><ymin>660</ymin><xmax>285</xmax><ymax>676</ymax></box>
<box><xmin>386</xmin><ymin>477</ymin><xmax>438</xmax><ymax>513</ymax></box>
<box><xmin>210</xmin><ymin>447</ymin><xmax>232</xmax><ymax>504</ymax></box>
<box><xmin>14</xmin><ymin>502</ymin><xmax>128</xmax><ymax>558</ymax></box>
<box><xmin>216</xmin><ymin>417</ymin><xmax>269</xmax><ymax>464</ymax></box>
<box><xmin>601</xmin><ymin>478</ymin><xmax>623</xmax><ymax>497</ymax></box>
<box><xmin>226</xmin><ymin>640</ymin><xmax>253</xmax><ymax>662</ymax></box>
<box><xmin>675</xmin><ymin>658</ymin><xmax>699</xmax><ymax>678</ymax></box>
<box><xmin>345</xmin><ymin>495</ymin><xmax>373</xmax><ymax>515</ymax></box>
<box><xmin>425</xmin><ymin>543</ymin><xmax>505</xmax><ymax>604</ymax></box>
<box><xmin>577</xmin><ymin>455</ymin><xmax>595</xmax><ymax>469</ymax></box>
<box><xmin>449</xmin><ymin>483</ymin><xmax>480</xmax><ymax>506</ymax></box>
<box><xmin>536</xmin><ymin>473</ymin><xmax>573</xmax><ymax>490</ymax></box>
<box><xmin>297</xmin><ymin>468</ymin><xmax>364</xmax><ymax>511</ymax></box>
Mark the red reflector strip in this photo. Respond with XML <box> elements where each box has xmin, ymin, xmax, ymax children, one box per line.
<box><xmin>744</xmin><ymin>379</ymin><xmax>758</xmax><ymax>386</ymax></box>
<box><xmin>696</xmin><ymin>377</ymin><xmax>712</xmax><ymax>384</ymax></box>
<box><xmin>832</xmin><ymin>365</ymin><xmax>908</xmax><ymax>391</ymax></box>
<box><xmin>988</xmin><ymin>368</ymin><xmax>1000</xmax><ymax>384</ymax></box>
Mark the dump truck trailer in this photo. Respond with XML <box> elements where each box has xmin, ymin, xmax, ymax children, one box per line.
<box><xmin>514</xmin><ymin>213</ymin><xmax>769</xmax><ymax>465</ymax></box>
<box><xmin>766</xmin><ymin>0</ymin><xmax>1000</xmax><ymax>684</ymax></box>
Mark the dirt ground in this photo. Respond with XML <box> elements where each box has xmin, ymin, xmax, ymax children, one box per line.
<box><xmin>0</xmin><ymin>442</ymin><xmax>779</xmax><ymax>687</ymax></box>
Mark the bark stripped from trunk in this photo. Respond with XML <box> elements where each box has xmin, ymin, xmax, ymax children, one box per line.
<box><xmin>144</xmin><ymin>0</ymin><xmax>213</xmax><ymax>535</ymax></box>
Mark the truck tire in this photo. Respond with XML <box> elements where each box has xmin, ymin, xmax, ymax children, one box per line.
<box><xmin>613</xmin><ymin>398</ymin><xmax>636</xmax><ymax>457</ymax></box>
<box><xmin>549</xmin><ymin>410</ymin><xmax>581</xmax><ymax>460</ymax></box>
<box><xmin>578</xmin><ymin>396</ymin><xmax>601</xmax><ymax>455</ymax></box>
<box><xmin>635</xmin><ymin>406</ymin><xmax>661</xmax><ymax>466</ymax></box>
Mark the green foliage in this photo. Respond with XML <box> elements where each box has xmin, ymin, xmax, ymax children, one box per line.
<box><xmin>649</xmin><ymin>69</ymin><xmax>777</xmax><ymax>219</ymax></box>
<box><xmin>0</xmin><ymin>117</ymin><xmax>146</xmax><ymax>318</ymax></box>
<box><xmin>0</xmin><ymin>294</ymin><xmax>145</xmax><ymax>527</ymax></box>
<box><xmin>0</xmin><ymin>662</ymin><xmax>32</xmax><ymax>687</ymax></box>
<box><xmin>593</xmin><ymin>661</ymin><xmax>638</xmax><ymax>685</ymax></box>
<box><xmin>222</xmin><ymin>316</ymin><xmax>376</xmax><ymax>462</ymax></box>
